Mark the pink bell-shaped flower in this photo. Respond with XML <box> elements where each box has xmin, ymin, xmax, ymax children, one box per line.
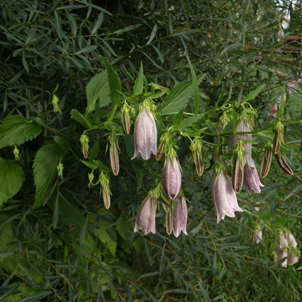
<box><xmin>132</xmin><ymin>107</ymin><xmax>157</xmax><ymax>160</ymax></box>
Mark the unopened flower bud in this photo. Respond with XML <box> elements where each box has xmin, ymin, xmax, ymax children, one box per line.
<box><xmin>272</xmin><ymin>121</ymin><xmax>284</xmax><ymax>154</ymax></box>
<box><xmin>57</xmin><ymin>163</ymin><xmax>64</xmax><ymax>179</ymax></box>
<box><xmin>132</xmin><ymin>106</ymin><xmax>157</xmax><ymax>160</ymax></box>
<box><xmin>232</xmin><ymin>142</ymin><xmax>245</xmax><ymax>194</ymax></box>
<box><xmin>99</xmin><ymin>173</ymin><xmax>111</xmax><ymax>209</ymax></box>
<box><xmin>275</xmin><ymin>152</ymin><xmax>294</xmax><ymax>175</ymax></box>
<box><xmin>121</xmin><ymin>103</ymin><xmax>131</xmax><ymax>134</ymax></box>
<box><xmin>88</xmin><ymin>171</ymin><xmax>95</xmax><ymax>188</ymax></box>
<box><xmin>166</xmin><ymin>208</ymin><xmax>173</xmax><ymax>235</ymax></box>
<box><xmin>109</xmin><ymin>135</ymin><xmax>119</xmax><ymax>176</ymax></box>
<box><xmin>162</xmin><ymin>152</ymin><xmax>182</xmax><ymax>200</ymax></box>
<box><xmin>260</xmin><ymin>143</ymin><xmax>273</xmax><ymax>178</ymax></box>
<box><xmin>80</xmin><ymin>134</ymin><xmax>89</xmax><ymax>159</ymax></box>
<box><xmin>156</xmin><ymin>132</ymin><xmax>170</xmax><ymax>161</ymax></box>
<box><xmin>13</xmin><ymin>146</ymin><xmax>20</xmax><ymax>161</ymax></box>
<box><xmin>190</xmin><ymin>138</ymin><xmax>204</xmax><ymax>176</ymax></box>
<box><xmin>52</xmin><ymin>94</ymin><xmax>61</xmax><ymax>113</ymax></box>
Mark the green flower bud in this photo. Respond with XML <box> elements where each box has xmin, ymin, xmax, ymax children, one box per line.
<box><xmin>80</xmin><ymin>134</ymin><xmax>89</xmax><ymax>159</ymax></box>
<box><xmin>57</xmin><ymin>163</ymin><xmax>64</xmax><ymax>179</ymax></box>
<box><xmin>272</xmin><ymin>121</ymin><xmax>284</xmax><ymax>154</ymax></box>
<box><xmin>109</xmin><ymin>135</ymin><xmax>119</xmax><ymax>176</ymax></box>
<box><xmin>13</xmin><ymin>146</ymin><xmax>20</xmax><ymax>161</ymax></box>
<box><xmin>260</xmin><ymin>143</ymin><xmax>273</xmax><ymax>178</ymax></box>
<box><xmin>99</xmin><ymin>173</ymin><xmax>111</xmax><ymax>209</ymax></box>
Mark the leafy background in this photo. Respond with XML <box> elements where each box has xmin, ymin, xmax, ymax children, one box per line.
<box><xmin>0</xmin><ymin>0</ymin><xmax>302</xmax><ymax>301</ymax></box>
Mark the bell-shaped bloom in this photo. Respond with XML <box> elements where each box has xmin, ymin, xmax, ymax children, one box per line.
<box><xmin>277</xmin><ymin>233</ymin><xmax>289</xmax><ymax>267</ymax></box>
<box><xmin>244</xmin><ymin>159</ymin><xmax>264</xmax><ymax>194</ymax></box>
<box><xmin>132</xmin><ymin>108</ymin><xmax>157</xmax><ymax>160</ymax></box>
<box><xmin>162</xmin><ymin>155</ymin><xmax>182</xmax><ymax>200</ymax></box>
<box><xmin>173</xmin><ymin>196</ymin><xmax>188</xmax><ymax>237</ymax></box>
<box><xmin>252</xmin><ymin>207</ymin><xmax>263</xmax><ymax>244</ymax></box>
<box><xmin>260</xmin><ymin>143</ymin><xmax>273</xmax><ymax>178</ymax></box>
<box><xmin>166</xmin><ymin>209</ymin><xmax>173</xmax><ymax>235</ymax></box>
<box><xmin>212</xmin><ymin>170</ymin><xmax>243</xmax><ymax>223</ymax></box>
<box><xmin>134</xmin><ymin>196</ymin><xmax>156</xmax><ymax>235</ymax></box>
<box><xmin>230</xmin><ymin>120</ymin><xmax>263</xmax><ymax>194</ymax></box>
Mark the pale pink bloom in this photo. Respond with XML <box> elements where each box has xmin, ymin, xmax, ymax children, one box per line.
<box><xmin>162</xmin><ymin>155</ymin><xmax>182</xmax><ymax>200</ymax></box>
<box><xmin>172</xmin><ymin>196</ymin><xmax>188</xmax><ymax>237</ymax></box>
<box><xmin>132</xmin><ymin>108</ymin><xmax>157</xmax><ymax>160</ymax></box>
<box><xmin>212</xmin><ymin>171</ymin><xmax>243</xmax><ymax>223</ymax></box>
<box><xmin>134</xmin><ymin>196</ymin><xmax>156</xmax><ymax>235</ymax></box>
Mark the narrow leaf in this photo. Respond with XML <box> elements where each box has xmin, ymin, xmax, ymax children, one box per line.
<box><xmin>146</xmin><ymin>24</ymin><xmax>157</xmax><ymax>45</ymax></box>
<box><xmin>131</xmin><ymin>63</ymin><xmax>144</xmax><ymax>97</ymax></box>
<box><xmin>19</xmin><ymin>291</ymin><xmax>52</xmax><ymax>302</ymax></box>
<box><xmin>33</xmin><ymin>143</ymin><xmax>65</xmax><ymax>209</ymax></box>
<box><xmin>242</xmin><ymin>84</ymin><xmax>264</xmax><ymax>103</ymax></box>
<box><xmin>0</xmin><ymin>115</ymin><xmax>42</xmax><ymax>148</ymax></box>
<box><xmin>91</xmin><ymin>12</ymin><xmax>104</xmax><ymax>35</ymax></box>
<box><xmin>0</xmin><ymin>159</ymin><xmax>24</xmax><ymax>206</ymax></box>
<box><xmin>114</xmin><ymin>24</ymin><xmax>142</xmax><ymax>34</ymax></box>
<box><xmin>76</xmin><ymin>45</ymin><xmax>98</xmax><ymax>54</ymax></box>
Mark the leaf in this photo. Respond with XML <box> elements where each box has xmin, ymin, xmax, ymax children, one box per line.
<box><xmin>33</xmin><ymin>143</ymin><xmax>65</xmax><ymax>210</ymax></box>
<box><xmin>70</xmin><ymin>109</ymin><xmax>93</xmax><ymax>128</ymax></box>
<box><xmin>0</xmin><ymin>115</ymin><xmax>43</xmax><ymax>149</ymax></box>
<box><xmin>0</xmin><ymin>283</ymin><xmax>20</xmax><ymax>300</ymax></box>
<box><xmin>114</xmin><ymin>24</ymin><xmax>142</xmax><ymax>34</ymax></box>
<box><xmin>18</xmin><ymin>291</ymin><xmax>52</xmax><ymax>302</ymax></box>
<box><xmin>101</xmin><ymin>57</ymin><xmax>121</xmax><ymax>106</ymax></box>
<box><xmin>76</xmin><ymin>45</ymin><xmax>98</xmax><ymax>54</ymax></box>
<box><xmin>0</xmin><ymin>159</ymin><xmax>25</xmax><ymax>206</ymax></box>
<box><xmin>85</xmin><ymin>70</ymin><xmax>111</xmax><ymax>115</ymax></box>
<box><xmin>187</xmin><ymin>56</ymin><xmax>199</xmax><ymax>115</ymax></box>
<box><xmin>54</xmin><ymin>11</ymin><xmax>63</xmax><ymax>39</ymax></box>
<box><xmin>159</xmin><ymin>74</ymin><xmax>206</xmax><ymax>115</ymax></box>
<box><xmin>241</xmin><ymin>84</ymin><xmax>264</xmax><ymax>103</ymax></box>
<box><xmin>146</xmin><ymin>24</ymin><xmax>157</xmax><ymax>45</ymax></box>
<box><xmin>131</xmin><ymin>63</ymin><xmax>144</xmax><ymax>97</ymax></box>
<box><xmin>91</xmin><ymin>12</ymin><xmax>104</xmax><ymax>35</ymax></box>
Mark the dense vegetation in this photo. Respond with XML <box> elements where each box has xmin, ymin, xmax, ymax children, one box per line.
<box><xmin>0</xmin><ymin>0</ymin><xmax>302</xmax><ymax>301</ymax></box>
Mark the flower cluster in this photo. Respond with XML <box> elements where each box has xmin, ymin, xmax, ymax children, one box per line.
<box><xmin>276</xmin><ymin>231</ymin><xmax>300</xmax><ymax>267</ymax></box>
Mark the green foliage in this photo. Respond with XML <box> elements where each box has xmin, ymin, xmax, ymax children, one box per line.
<box><xmin>0</xmin><ymin>0</ymin><xmax>302</xmax><ymax>301</ymax></box>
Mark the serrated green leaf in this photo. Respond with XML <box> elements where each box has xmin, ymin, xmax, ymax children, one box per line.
<box><xmin>242</xmin><ymin>84</ymin><xmax>264</xmax><ymax>103</ymax></box>
<box><xmin>0</xmin><ymin>115</ymin><xmax>43</xmax><ymax>149</ymax></box>
<box><xmin>159</xmin><ymin>74</ymin><xmax>206</xmax><ymax>115</ymax></box>
<box><xmin>101</xmin><ymin>57</ymin><xmax>121</xmax><ymax>106</ymax></box>
<box><xmin>33</xmin><ymin>143</ymin><xmax>65</xmax><ymax>210</ymax></box>
<box><xmin>0</xmin><ymin>159</ymin><xmax>25</xmax><ymax>206</ymax></box>
<box><xmin>70</xmin><ymin>109</ymin><xmax>93</xmax><ymax>128</ymax></box>
<box><xmin>131</xmin><ymin>63</ymin><xmax>144</xmax><ymax>98</ymax></box>
<box><xmin>85</xmin><ymin>70</ymin><xmax>111</xmax><ymax>115</ymax></box>
<box><xmin>187</xmin><ymin>56</ymin><xmax>199</xmax><ymax>115</ymax></box>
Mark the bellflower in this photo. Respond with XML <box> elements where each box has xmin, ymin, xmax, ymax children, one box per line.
<box><xmin>212</xmin><ymin>168</ymin><xmax>243</xmax><ymax>223</ymax></box>
<box><xmin>277</xmin><ymin>232</ymin><xmax>288</xmax><ymax>267</ymax></box>
<box><xmin>134</xmin><ymin>196</ymin><xmax>156</xmax><ymax>235</ymax></box>
<box><xmin>162</xmin><ymin>153</ymin><xmax>182</xmax><ymax>200</ymax></box>
<box><xmin>132</xmin><ymin>107</ymin><xmax>157</xmax><ymax>160</ymax></box>
<box><xmin>230</xmin><ymin>120</ymin><xmax>263</xmax><ymax>194</ymax></box>
<box><xmin>109</xmin><ymin>135</ymin><xmax>120</xmax><ymax>176</ymax></box>
<box><xmin>172</xmin><ymin>196</ymin><xmax>188</xmax><ymax>237</ymax></box>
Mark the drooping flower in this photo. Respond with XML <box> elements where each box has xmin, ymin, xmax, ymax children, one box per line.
<box><xmin>230</xmin><ymin>120</ymin><xmax>263</xmax><ymax>194</ymax></box>
<box><xmin>252</xmin><ymin>207</ymin><xmax>263</xmax><ymax>244</ymax></box>
<box><xmin>166</xmin><ymin>209</ymin><xmax>173</xmax><ymax>235</ymax></box>
<box><xmin>172</xmin><ymin>196</ymin><xmax>188</xmax><ymax>237</ymax></box>
<box><xmin>132</xmin><ymin>107</ymin><xmax>157</xmax><ymax>160</ymax></box>
<box><xmin>244</xmin><ymin>158</ymin><xmax>264</xmax><ymax>194</ymax></box>
<box><xmin>272</xmin><ymin>121</ymin><xmax>284</xmax><ymax>154</ymax></box>
<box><xmin>277</xmin><ymin>232</ymin><xmax>289</xmax><ymax>267</ymax></box>
<box><xmin>162</xmin><ymin>153</ymin><xmax>182</xmax><ymax>200</ymax></box>
<box><xmin>275</xmin><ymin>152</ymin><xmax>294</xmax><ymax>175</ymax></box>
<box><xmin>134</xmin><ymin>196</ymin><xmax>156</xmax><ymax>235</ymax></box>
<box><xmin>212</xmin><ymin>167</ymin><xmax>243</xmax><ymax>223</ymax></box>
